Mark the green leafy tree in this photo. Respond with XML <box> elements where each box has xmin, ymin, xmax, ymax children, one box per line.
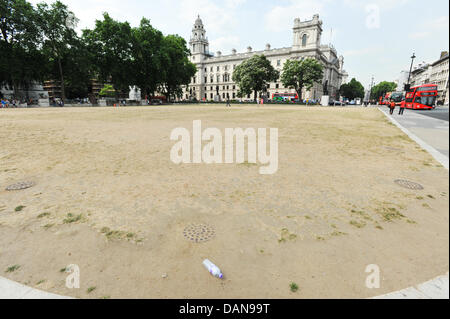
<box><xmin>158</xmin><ymin>34</ymin><xmax>196</xmax><ymax>102</ymax></box>
<box><xmin>232</xmin><ymin>55</ymin><xmax>279</xmax><ymax>102</ymax></box>
<box><xmin>131</xmin><ymin>18</ymin><xmax>164</xmax><ymax>99</ymax></box>
<box><xmin>36</xmin><ymin>0</ymin><xmax>81</xmax><ymax>102</ymax></box>
<box><xmin>371</xmin><ymin>81</ymin><xmax>397</xmax><ymax>100</ymax></box>
<box><xmin>0</xmin><ymin>0</ymin><xmax>45</xmax><ymax>97</ymax></box>
<box><xmin>339</xmin><ymin>78</ymin><xmax>365</xmax><ymax>101</ymax></box>
<box><xmin>82</xmin><ymin>13</ymin><xmax>133</xmax><ymax>98</ymax></box>
<box><xmin>280</xmin><ymin>58</ymin><xmax>323</xmax><ymax>101</ymax></box>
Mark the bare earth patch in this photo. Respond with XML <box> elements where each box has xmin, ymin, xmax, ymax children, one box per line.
<box><xmin>0</xmin><ymin>105</ymin><xmax>448</xmax><ymax>298</ymax></box>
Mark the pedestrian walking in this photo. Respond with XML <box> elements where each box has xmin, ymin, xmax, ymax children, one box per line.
<box><xmin>389</xmin><ymin>99</ymin><xmax>395</xmax><ymax>115</ymax></box>
<box><xmin>226</xmin><ymin>96</ymin><xmax>231</xmax><ymax>107</ymax></box>
<box><xmin>398</xmin><ymin>102</ymin><xmax>405</xmax><ymax>115</ymax></box>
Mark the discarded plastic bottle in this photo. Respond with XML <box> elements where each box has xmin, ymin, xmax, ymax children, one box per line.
<box><xmin>203</xmin><ymin>259</ymin><xmax>223</xmax><ymax>279</ymax></box>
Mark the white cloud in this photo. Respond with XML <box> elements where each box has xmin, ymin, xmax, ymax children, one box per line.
<box><xmin>264</xmin><ymin>0</ymin><xmax>325</xmax><ymax>32</ymax></box>
<box><xmin>209</xmin><ymin>36</ymin><xmax>240</xmax><ymax>53</ymax></box>
<box><xmin>408</xmin><ymin>16</ymin><xmax>449</xmax><ymax>39</ymax></box>
<box><xmin>343</xmin><ymin>0</ymin><xmax>409</xmax><ymax>10</ymax></box>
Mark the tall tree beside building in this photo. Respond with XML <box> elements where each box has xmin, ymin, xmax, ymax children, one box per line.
<box><xmin>280</xmin><ymin>58</ymin><xmax>324</xmax><ymax>101</ymax></box>
<box><xmin>131</xmin><ymin>18</ymin><xmax>164</xmax><ymax>99</ymax></box>
<box><xmin>370</xmin><ymin>81</ymin><xmax>397</xmax><ymax>100</ymax></box>
<box><xmin>82</xmin><ymin>13</ymin><xmax>134</xmax><ymax>98</ymax></box>
<box><xmin>233</xmin><ymin>55</ymin><xmax>279</xmax><ymax>102</ymax></box>
<box><xmin>158</xmin><ymin>34</ymin><xmax>197</xmax><ymax>101</ymax></box>
<box><xmin>0</xmin><ymin>0</ymin><xmax>45</xmax><ymax>97</ymax></box>
<box><xmin>36</xmin><ymin>0</ymin><xmax>81</xmax><ymax>102</ymax></box>
<box><xmin>339</xmin><ymin>78</ymin><xmax>365</xmax><ymax>101</ymax></box>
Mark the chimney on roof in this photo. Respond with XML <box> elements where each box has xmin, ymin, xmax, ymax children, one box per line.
<box><xmin>247</xmin><ymin>46</ymin><xmax>252</xmax><ymax>53</ymax></box>
<box><xmin>216</xmin><ymin>51</ymin><xmax>222</xmax><ymax>57</ymax></box>
<box><xmin>265</xmin><ymin>43</ymin><xmax>271</xmax><ymax>50</ymax></box>
<box><xmin>232</xmin><ymin>48</ymin><xmax>236</xmax><ymax>55</ymax></box>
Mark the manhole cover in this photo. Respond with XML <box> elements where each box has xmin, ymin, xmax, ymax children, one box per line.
<box><xmin>5</xmin><ymin>181</ymin><xmax>35</xmax><ymax>191</ymax></box>
<box><xmin>394</xmin><ymin>179</ymin><xmax>424</xmax><ymax>190</ymax></box>
<box><xmin>183</xmin><ymin>224</ymin><xmax>215</xmax><ymax>243</ymax></box>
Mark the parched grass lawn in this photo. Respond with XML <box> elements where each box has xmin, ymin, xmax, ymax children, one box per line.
<box><xmin>0</xmin><ymin>105</ymin><xmax>448</xmax><ymax>298</ymax></box>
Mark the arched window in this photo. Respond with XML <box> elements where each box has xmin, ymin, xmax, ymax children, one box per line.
<box><xmin>302</xmin><ymin>34</ymin><xmax>307</xmax><ymax>47</ymax></box>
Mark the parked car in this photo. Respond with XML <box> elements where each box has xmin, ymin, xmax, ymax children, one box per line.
<box><xmin>329</xmin><ymin>100</ymin><xmax>344</xmax><ymax>106</ymax></box>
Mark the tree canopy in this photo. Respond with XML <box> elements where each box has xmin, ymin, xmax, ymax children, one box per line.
<box><xmin>280</xmin><ymin>58</ymin><xmax>324</xmax><ymax>100</ymax></box>
<box><xmin>1</xmin><ymin>0</ymin><xmax>196</xmax><ymax>102</ymax></box>
<box><xmin>232</xmin><ymin>54</ymin><xmax>279</xmax><ymax>101</ymax></box>
<box><xmin>339</xmin><ymin>78</ymin><xmax>365</xmax><ymax>101</ymax></box>
<box><xmin>370</xmin><ymin>81</ymin><xmax>397</xmax><ymax>100</ymax></box>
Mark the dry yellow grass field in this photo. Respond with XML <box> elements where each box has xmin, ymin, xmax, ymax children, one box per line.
<box><xmin>0</xmin><ymin>105</ymin><xmax>448</xmax><ymax>298</ymax></box>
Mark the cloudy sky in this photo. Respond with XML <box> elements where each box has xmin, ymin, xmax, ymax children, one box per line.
<box><xmin>29</xmin><ymin>0</ymin><xmax>449</xmax><ymax>88</ymax></box>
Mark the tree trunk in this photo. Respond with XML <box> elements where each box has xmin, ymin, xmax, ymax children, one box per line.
<box><xmin>297</xmin><ymin>86</ymin><xmax>303</xmax><ymax>102</ymax></box>
<box><xmin>57</xmin><ymin>57</ymin><xmax>66</xmax><ymax>103</ymax></box>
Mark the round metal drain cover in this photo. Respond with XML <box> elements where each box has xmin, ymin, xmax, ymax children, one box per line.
<box><xmin>394</xmin><ymin>179</ymin><xmax>424</xmax><ymax>190</ymax></box>
<box><xmin>5</xmin><ymin>181</ymin><xmax>35</xmax><ymax>191</ymax></box>
<box><xmin>183</xmin><ymin>224</ymin><xmax>215</xmax><ymax>243</ymax></box>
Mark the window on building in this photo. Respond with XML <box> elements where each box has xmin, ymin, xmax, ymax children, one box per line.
<box><xmin>223</xmin><ymin>86</ymin><xmax>225</xmax><ymax>90</ymax></box>
<box><xmin>210</xmin><ymin>93</ymin><xmax>213</xmax><ymax>98</ymax></box>
<box><xmin>226</xmin><ymin>85</ymin><xmax>229</xmax><ymax>90</ymax></box>
<box><xmin>277</xmin><ymin>60</ymin><xmax>281</xmax><ymax>66</ymax></box>
<box><xmin>223</xmin><ymin>93</ymin><xmax>225</xmax><ymax>98</ymax></box>
<box><xmin>232</xmin><ymin>85</ymin><xmax>235</xmax><ymax>90</ymax></box>
<box><xmin>210</xmin><ymin>67</ymin><xmax>213</xmax><ymax>72</ymax></box>
<box><xmin>217</xmin><ymin>66</ymin><xmax>219</xmax><ymax>71</ymax></box>
<box><xmin>217</xmin><ymin>75</ymin><xmax>220</xmax><ymax>82</ymax></box>
<box><xmin>205</xmin><ymin>77</ymin><xmax>207</xmax><ymax>83</ymax></box>
<box><xmin>276</xmin><ymin>84</ymin><xmax>279</xmax><ymax>89</ymax></box>
<box><xmin>210</xmin><ymin>77</ymin><xmax>213</xmax><ymax>83</ymax></box>
<box><xmin>225</xmin><ymin>65</ymin><xmax>228</xmax><ymax>71</ymax></box>
<box><xmin>232</xmin><ymin>92</ymin><xmax>235</xmax><ymax>98</ymax></box>
<box><xmin>205</xmin><ymin>68</ymin><xmax>207</xmax><ymax>72</ymax></box>
<box><xmin>302</xmin><ymin>34</ymin><xmax>307</xmax><ymax>47</ymax></box>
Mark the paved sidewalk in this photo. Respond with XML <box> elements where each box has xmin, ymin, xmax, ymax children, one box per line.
<box><xmin>0</xmin><ymin>277</ymin><xmax>71</xmax><ymax>299</ymax></box>
<box><xmin>379</xmin><ymin>107</ymin><xmax>449</xmax><ymax>158</ymax></box>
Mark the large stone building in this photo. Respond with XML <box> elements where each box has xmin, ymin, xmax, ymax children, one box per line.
<box><xmin>430</xmin><ymin>51</ymin><xmax>449</xmax><ymax>105</ymax></box>
<box><xmin>409</xmin><ymin>51</ymin><xmax>449</xmax><ymax>105</ymax></box>
<box><xmin>183</xmin><ymin>15</ymin><xmax>347</xmax><ymax>102</ymax></box>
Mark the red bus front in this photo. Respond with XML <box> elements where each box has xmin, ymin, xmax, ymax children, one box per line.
<box><xmin>404</xmin><ymin>84</ymin><xmax>437</xmax><ymax>110</ymax></box>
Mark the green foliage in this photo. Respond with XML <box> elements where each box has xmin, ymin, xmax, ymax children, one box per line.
<box><xmin>371</xmin><ymin>81</ymin><xmax>397</xmax><ymax>100</ymax></box>
<box><xmin>280</xmin><ymin>58</ymin><xmax>324</xmax><ymax>100</ymax></box>
<box><xmin>158</xmin><ymin>35</ymin><xmax>197</xmax><ymax>101</ymax></box>
<box><xmin>1</xmin><ymin>0</ymin><xmax>200</xmax><ymax>101</ymax></box>
<box><xmin>0</xmin><ymin>0</ymin><xmax>46</xmax><ymax>95</ymax></box>
<box><xmin>232</xmin><ymin>55</ymin><xmax>279</xmax><ymax>101</ymax></box>
<box><xmin>340</xmin><ymin>78</ymin><xmax>365</xmax><ymax>100</ymax></box>
<box><xmin>82</xmin><ymin>13</ymin><xmax>133</xmax><ymax>95</ymax></box>
<box><xmin>99</xmin><ymin>84</ymin><xmax>116</xmax><ymax>97</ymax></box>
<box><xmin>36</xmin><ymin>1</ymin><xmax>84</xmax><ymax>101</ymax></box>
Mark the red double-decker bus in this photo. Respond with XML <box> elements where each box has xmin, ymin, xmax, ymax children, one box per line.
<box><xmin>404</xmin><ymin>84</ymin><xmax>438</xmax><ymax>110</ymax></box>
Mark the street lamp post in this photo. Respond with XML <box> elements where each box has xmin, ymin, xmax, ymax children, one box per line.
<box><xmin>369</xmin><ymin>76</ymin><xmax>374</xmax><ymax>105</ymax></box>
<box><xmin>406</xmin><ymin>52</ymin><xmax>416</xmax><ymax>90</ymax></box>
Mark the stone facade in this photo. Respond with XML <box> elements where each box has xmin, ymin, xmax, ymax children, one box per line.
<box><xmin>430</xmin><ymin>52</ymin><xmax>449</xmax><ymax>105</ymax></box>
<box><xmin>183</xmin><ymin>14</ymin><xmax>347</xmax><ymax>102</ymax></box>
